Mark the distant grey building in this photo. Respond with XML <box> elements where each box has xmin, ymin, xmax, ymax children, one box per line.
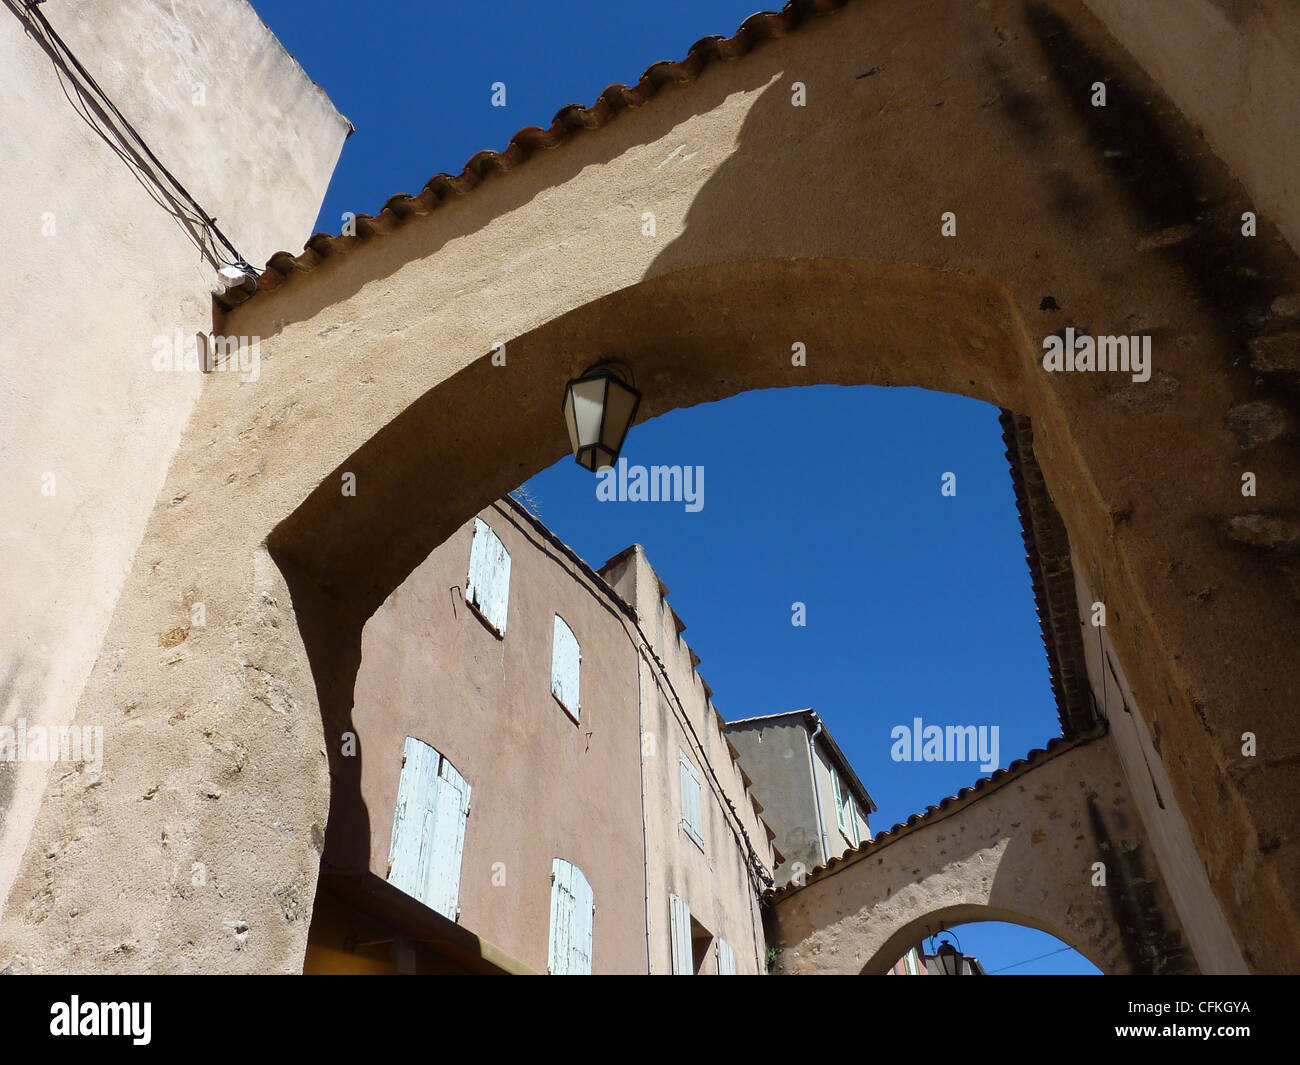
<box><xmin>724</xmin><ymin>710</ymin><xmax>876</xmax><ymax>888</ymax></box>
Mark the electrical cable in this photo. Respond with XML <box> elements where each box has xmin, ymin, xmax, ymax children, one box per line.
<box><xmin>986</xmin><ymin>943</ymin><xmax>1077</xmax><ymax>974</ymax></box>
<box><xmin>9</xmin><ymin>0</ymin><xmax>259</xmax><ymax>284</ymax></box>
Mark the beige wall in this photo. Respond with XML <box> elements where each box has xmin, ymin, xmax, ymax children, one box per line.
<box><xmin>773</xmin><ymin>734</ymin><xmax>1196</xmax><ymax>975</ymax></box>
<box><xmin>5</xmin><ymin>0</ymin><xmax>1300</xmax><ymax>972</ymax></box>
<box><xmin>811</xmin><ymin>741</ymin><xmax>860</xmax><ymax>859</ymax></box>
<box><xmin>0</xmin><ymin>0</ymin><xmax>348</xmax><ymax>921</ymax></box>
<box><xmin>601</xmin><ymin>547</ymin><xmax>774</xmax><ymax>973</ymax></box>
<box><xmin>1072</xmin><ymin>566</ymin><xmax>1248</xmax><ymax>974</ymax></box>
<box><xmin>349</xmin><ymin>502</ymin><xmax>647</xmax><ymax>973</ymax></box>
<box><xmin>1082</xmin><ymin>0</ymin><xmax>1300</xmax><ymax>255</ymax></box>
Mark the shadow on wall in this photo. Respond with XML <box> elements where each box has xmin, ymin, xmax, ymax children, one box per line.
<box><xmin>241</xmin><ymin>21</ymin><xmax>787</xmax><ymax>334</ymax></box>
<box><xmin>265</xmin><ymin>0</ymin><xmax>1300</xmax><ymax>944</ymax></box>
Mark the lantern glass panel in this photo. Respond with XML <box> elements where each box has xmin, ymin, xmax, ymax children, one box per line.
<box><xmin>600</xmin><ymin>378</ymin><xmax>639</xmax><ymax>453</ymax></box>
<box><xmin>565</xmin><ymin>376</ymin><xmax>608</xmax><ymax>452</ymax></box>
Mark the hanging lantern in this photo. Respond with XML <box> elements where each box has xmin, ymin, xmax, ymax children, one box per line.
<box><xmin>561</xmin><ymin>363</ymin><xmax>641</xmax><ymax>472</ymax></box>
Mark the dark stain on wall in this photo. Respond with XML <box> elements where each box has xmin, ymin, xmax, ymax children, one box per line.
<box><xmin>1086</xmin><ymin>794</ymin><xmax>1198</xmax><ymax>973</ymax></box>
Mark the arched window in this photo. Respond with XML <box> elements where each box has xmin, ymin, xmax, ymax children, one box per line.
<box><xmin>550</xmin><ymin>614</ymin><xmax>581</xmax><ymax>721</ymax></box>
<box><xmin>548</xmin><ymin>859</ymin><xmax>594</xmax><ymax>975</ymax></box>
<box><xmin>386</xmin><ymin>737</ymin><xmax>470</xmax><ymax>921</ymax></box>
<box><xmin>465</xmin><ymin>517</ymin><xmax>511</xmax><ymax>635</ymax></box>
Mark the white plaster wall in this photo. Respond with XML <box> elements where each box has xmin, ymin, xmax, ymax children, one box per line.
<box><xmin>0</xmin><ymin>0</ymin><xmax>348</xmax><ymax>916</ymax></box>
<box><xmin>1073</xmin><ymin>567</ymin><xmax>1248</xmax><ymax>973</ymax></box>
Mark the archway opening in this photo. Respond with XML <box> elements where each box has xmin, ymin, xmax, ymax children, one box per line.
<box><xmin>887</xmin><ymin>920</ymin><xmax>1103</xmax><ymax>976</ymax></box>
<box><xmin>517</xmin><ymin>384</ymin><xmax>1074</xmax><ymax>837</ymax></box>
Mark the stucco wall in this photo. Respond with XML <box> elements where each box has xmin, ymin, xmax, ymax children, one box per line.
<box><xmin>348</xmin><ymin>502</ymin><xmax>647</xmax><ymax>973</ymax></box>
<box><xmin>600</xmin><ymin>547</ymin><xmax>773</xmax><ymax>973</ymax></box>
<box><xmin>1072</xmin><ymin>566</ymin><xmax>1248</xmax><ymax>973</ymax></box>
<box><xmin>5</xmin><ymin>0</ymin><xmax>1300</xmax><ymax>972</ymax></box>
<box><xmin>0</xmin><ymin>0</ymin><xmax>348</xmax><ymax>923</ymax></box>
<box><xmin>726</xmin><ymin>719</ymin><xmax>825</xmax><ymax>887</ymax></box>
<box><xmin>1081</xmin><ymin>0</ymin><xmax>1300</xmax><ymax>255</ymax></box>
<box><xmin>772</xmin><ymin>734</ymin><xmax>1196</xmax><ymax>975</ymax></box>
<box><xmin>811</xmin><ymin>737</ymin><xmax>859</xmax><ymax>858</ymax></box>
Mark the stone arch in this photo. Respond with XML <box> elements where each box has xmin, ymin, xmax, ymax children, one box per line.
<box><xmin>4</xmin><ymin>0</ymin><xmax>1300</xmax><ymax>973</ymax></box>
<box><xmin>862</xmin><ymin>905</ymin><xmax>1103</xmax><ymax>976</ymax></box>
<box><xmin>265</xmin><ymin>257</ymin><xmax>1033</xmax><ymax>877</ymax></box>
<box><xmin>769</xmin><ymin>734</ymin><xmax>1197</xmax><ymax>975</ymax></box>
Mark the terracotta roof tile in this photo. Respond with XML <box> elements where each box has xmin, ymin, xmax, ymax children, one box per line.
<box><xmin>1000</xmin><ymin>411</ymin><xmax>1097</xmax><ymax>738</ymax></box>
<box><xmin>768</xmin><ymin>730</ymin><xmax>1105</xmax><ymax>899</ymax></box>
<box><xmin>215</xmin><ymin>0</ymin><xmax>853</xmax><ymax>310</ymax></box>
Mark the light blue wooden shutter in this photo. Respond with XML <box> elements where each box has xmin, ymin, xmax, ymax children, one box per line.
<box><xmin>550</xmin><ymin>615</ymin><xmax>580</xmax><ymax>720</ymax></box>
<box><xmin>548</xmin><ymin>860</ymin><xmax>571</xmax><ymax>975</ymax></box>
<box><xmin>387</xmin><ymin>738</ymin><xmax>469</xmax><ymax>920</ymax></box>
<box><xmin>548</xmin><ymin>859</ymin><xmax>594</xmax><ymax>975</ymax></box>
<box><xmin>716</xmin><ymin>938</ymin><xmax>736</xmax><ymax>975</ymax></box>
<box><xmin>425</xmin><ymin>756</ymin><xmax>470</xmax><ymax>920</ymax></box>
<box><xmin>465</xmin><ymin>518</ymin><xmax>511</xmax><ymax>635</ymax></box>
<box><xmin>679</xmin><ymin>751</ymin><xmax>703</xmax><ymax>847</ymax></box>
<box><xmin>568</xmin><ymin>864</ymin><xmax>594</xmax><ymax>975</ymax></box>
<box><xmin>387</xmin><ymin>737</ymin><xmax>440</xmax><ymax>901</ymax></box>
<box><xmin>831</xmin><ymin>767</ymin><xmax>849</xmax><ymax>837</ymax></box>
<box><xmin>669</xmin><ymin>893</ymin><xmax>693</xmax><ymax>975</ymax></box>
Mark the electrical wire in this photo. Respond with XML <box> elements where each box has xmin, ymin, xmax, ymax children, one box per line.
<box><xmin>9</xmin><ymin>0</ymin><xmax>258</xmax><ymax>284</ymax></box>
<box><xmin>986</xmin><ymin>943</ymin><xmax>1077</xmax><ymax>974</ymax></box>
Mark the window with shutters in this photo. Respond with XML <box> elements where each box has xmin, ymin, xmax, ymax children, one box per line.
<box><xmin>668</xmin><ymin>893</ymin><xmax>715</xmax><ymax>974</ymax></box>
<box><xmin>548</xmin><ymin>858</ymin><xmax>594</xmax><ymax>975</ymax></box>
<box><xmin>678</xmin><ymin>750</ymin><xmax>704</xmax><ymax>850</ymax></box>
<box><xmin>465</xmin><ymin>517</ymin><xmax>511</xmax><ymax>636</ymax></box>
<box><xmin>830</xmin><ymin>765</ymin><xmax>857</xmax><ymax>846</ymax></box>
<box><xmin>715</xmin><ymin>937</ymin><xmax>737</xmax><ymax>975</ymax></box>
<box><xmin>386</xmin><ymin>737</ymin><xmax>471</xmax><ymax>921</ymax></box>
<box><xmin>550</xmin><ymin>615</ymin><xmax>580</xmax><ymax>722</ymax></box>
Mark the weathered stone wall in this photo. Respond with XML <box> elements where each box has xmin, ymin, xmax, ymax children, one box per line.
<box><xmin>770</xmin><ymin>733</ymin><xmax>1196</xmax><ymax>975</ymax></box>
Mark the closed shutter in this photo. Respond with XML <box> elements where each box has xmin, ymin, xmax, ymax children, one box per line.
<box><xmin>425</xmin><ymin>756</ymin><xmax>470</xmax><ymax>919</ymax></box>
<box><xmin>669</xmin><ymin>893</ymin><xmax>693</xmax><ymax>975</ymax></box>
<box><xmin>831</xmin><ymin>767</ymin><xmax>849</xmax><ymax>836</ymax></box>
<box><xmin>548</xmin><ymin>859</ymin><xmax>594</xmax><ymax>975</ymax></box>
<box><xmin>716</xmin><ymin>937</ymin><xmax>736</xmax><ymax>975</ymax></box>
<box><xmin>387</xmin><ymin>737</ymin><xmax>440</xmax><ymax>901</ymax></box>
<box><xmin>550</xmin><ymin>615</ymin><xmax>580</xmax><ymax>720</ymax></box>
<box><xmin>387</xmin><ymin>737</ymin><xmax>469</xmax><ymax>920</ymax></box>
<box><xmin>465</xmin><ymin>518</ymin><xmax>511</xmax><ymax>635</ymax></box>
<box><xmin>679</xmin><ymin>751</ymin><xmax>703</xmax><ymax>847</ymax></box>
<box><xmin>569</xmin><ymin>864</ymin><xmax>594</xmax><ymax>974</ymax></box>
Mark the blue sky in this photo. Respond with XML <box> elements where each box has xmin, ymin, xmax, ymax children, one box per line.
<box><xmin>252</xmin><ymin>0</ymin><xmax>1098</xmax><ymax>975</ymax></box>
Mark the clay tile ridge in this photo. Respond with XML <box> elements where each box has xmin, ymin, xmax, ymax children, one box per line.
<box><xmin>216</xmin><ymin>0</ymin><xmax>852</xmax><ymax>310</ymax></box>
<box><xmin>767</xmin><ymin>729</ymin><xmax>1106</xmax><ymax>900</ymax></box>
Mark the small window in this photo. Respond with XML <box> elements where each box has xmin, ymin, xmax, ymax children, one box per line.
<box><xmin>716</xmin><ymin>938</ymin><xmax>737</xmax><ymax>976</ymax></box>
<box><xmin>856</xmin><ymin>803</ymin><xmax>872</xmax><ymax>844</ymax></box>
<box><xmin>465</xmin><ymin>518</ymin><xmax>511</xmax><ymax>636</ymax></box>
<box><xmin>831</xmin><ymin>766</ymin><xmax>857</xmax><ymax>846</ymax></box>
<box><xmin>679</xmin><ymin>750</ymin><xmax>704</xmax><ymax>849</ymax></box>
<box><xmin>550</xmin><ymin>615</ymin><xmax>580</xmax><ymax>721</ymax></box>
<box><xmin>668</xmin><ymin>894</ymin><xmax>713</xmax><ymax>975</ymax></box>
<box><xmin>387</xmin><ymin>737</ymin><xmax>471</xmax><ymax>920</ymax></box>
<box><xmin>669</xmin><ymin>894</ymin><xmax>693</xmax><ymax>975</ymax></box>
<box><xmin>548</xmin><ymin>858</ymin><xmax>594</xmax><ymax>975</ymax></box>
